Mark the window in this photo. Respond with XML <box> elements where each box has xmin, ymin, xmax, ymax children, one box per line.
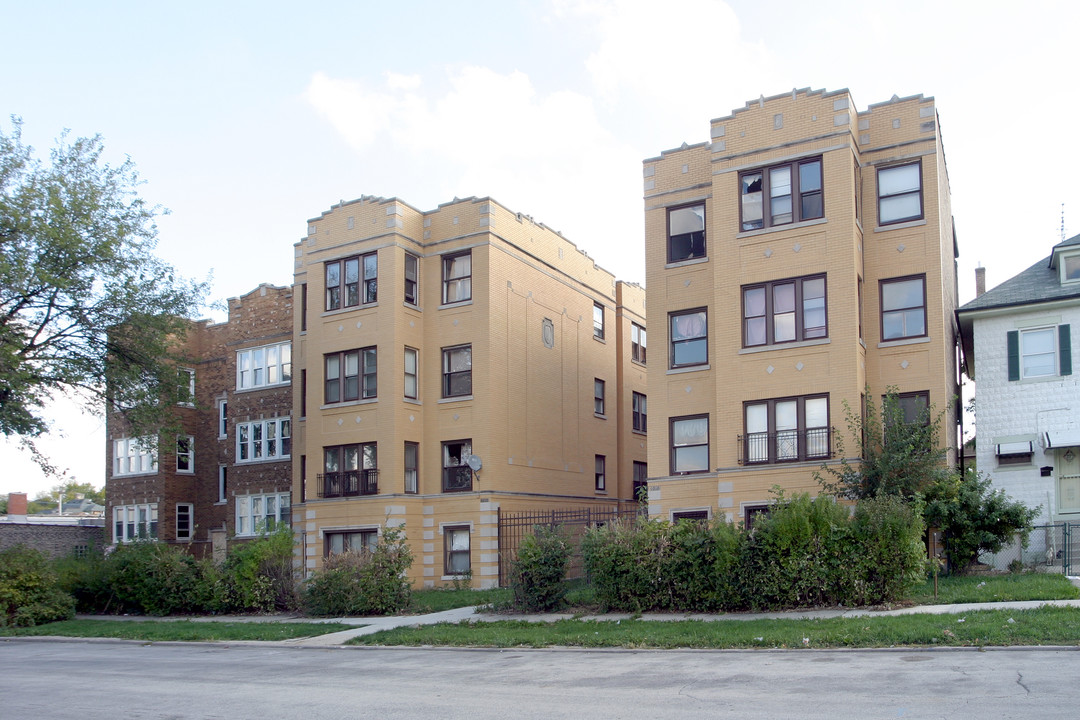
<box><xmin>218</xmin><ymin>465</ymin><xmax>227</xmax><ymax>503</ymax></box>
<box><xmin>743</xmin><ymin>275</ymin><xmax>827</xmax><ymax>346</ymax></box>
<box><xmin>325</xmin><ymin>347</ymin><xmax>377</xmax><ymax>403</ymax></box>
<box><xmin>404</xmin><ymin>442</ymin><xmax>419</xmax><ymax>494</ymax></box>
<box><xmin>404</xmin><ymin>253</ymin><xmax>419</xmax><ymax>305</ymax></box>
<box><xmin>631</xmin><ymin>322</ymin><xmax>646</xmax><ymax>363</ymax></box>
<box><xmin>442</xmin><ymin>440</ymin><xmax>473</xmax><ymax>492</ymax></box>
<box><xmin>442</xmin><ymin>345</ymin><xmax>472</xmax><ymax>398</ymax></box>
<box><xmin>877</xmin><ymin>161</ymin><xmax>922</xmax><ymax>225</ymax></box>
<box><xmin>237</xmin><ymin>342</ymin><xmax>292</xmax><ymax>390</ymax></box>
<box><xmin>880</xmin><ymin>275</ymin><xmax>926</xmax><ymax>341</ymax></box>
<box><xmin>593</xmin><ymin>303</ymin><xmax>605</xmax><ymax>340</ymax></box>
<box><xmin>743</xmin><ymin>395</ymin><xmax>830</xmax><ymax>464</ymax></box>
<box><xmin>595</xmin><ymin>455</ymin><xmax>606</xmax><ymax>491</ymax></box>
<box><xmin>112</xmin><ymin>437</ymin><xmax>157</xmax><ymax>476</ymax></box>
<box><xmin>632</xmin><ymin>392</ymin><xmax>647</xmax><ymax>433</ymax></box>
<box><xmin>325</xmin><ymin>252</ymin><xmax>377</xmax><ymax>310</ymax></box>
<box><xmin>444</xmin><ymin>525</ymin><xmax>471</xmax><ymax>575</ymax></box>
<box><xmin>740</xmin><ymin>157</ymin><xmax>823</xmax><ymax>231</ymax></box>
<box><xmin>300</xmin><ymin>369</ymin><xmax>307</xmax><ymax>417</ymax></box>
<box><xmin>667</xmin><ymin>204</ymin><xmax>705</xmax><ymax>262</ymax></box>
<box><xmin>320</xmin><ymin>443</ymin><xmax>378</xmax><ymax>498</ymax></box>
<box><xmin>995</xmin><ymin>441</ymin><xmax>1034</xmax><ymax>467</ymax></box>
<box><xmin>237</xmin><ymin>418</ymin><xmax>291</xmax><ymax>462</ymax></box>
<box><xmin>1009</xmin><ymin>326</ymin><xmax>1072</xmax><ymax>380</ymax></box>
<box><xmin>326</xmin><ymin>530</ymin><xmax>377</xmax><ymax>556</ymax></box>
<box><xmin>176</xmin><ymin>436</ymin><xmax>194</xmax><ymax>473</ymax></box>
<box><xmin>404</xmin><ymin>347</ymin><xmax>418</xmax><ymax>399</ymax></box>
<box><xmin>1063</xmin><ymin>255</ymin><xmax>1080</xmax><ymax>283</ymax></box>
<box><xmin>670</xmin><ymin>309</ymin><xmax>708</xmax><ymax>368</ymax></box>
<box><xmin>235</xmin><ymin>493</ymin><xmax>290</xmax><ymax>536</ymax></box>
<box><xmin>895</xmin><ymin>391</ymin><xmax>930</xmax><ymax>425</ymax></box>
<box><xmin>177</xmin><ymin>368</ymin><xmax>195</xmax><ymax>406</ymax></box>
<box><xmin>113</xmin><ymin>503</ymin><xmax>158</xmax><ymax>543</ymax></box>
<box><xmin>670</xmin><ymin>415</ymin><xmax>709</xmax><ymax>474</ymax></box>
<box><xmin>594</xmin><ymin>379</ymin><xmax>606</xmax><ymax>415</ymax></box>
<box><xmin>442</xmin><ymin>251</ymin><xmax>471</xmax><ymax>304</ymax></box>
<box><xmin>633</xmin><ymin>461</ymin><xmax>648</xmax><ymax>501</ymax></box>
<box><xmin>300</xmin><ymin>282</ymin><xmax>308</xmax><ymax>331</ymax></box>
<box><xmin>744</xmin><ymin>505</ymin><xmax>770</xmax><ymax>530</ymax></box>
<box><xmin>217</xmin><ymin>399</ymin><xmax>228</xmax><ymax>439</ymax></box>
<box><xmin>176</xmin><ymin>503</ymin><xmax>193</xmax><ymax>542</ymax></box>
<box><xmin>673</xmin><ymin>510</ymin><xmax>709</xmax><ymax>523</ymax></box>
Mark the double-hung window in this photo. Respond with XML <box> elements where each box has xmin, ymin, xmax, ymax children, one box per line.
<box><xmin>670</xmin><ymin>415</ymin><xmax>709</xmax><ymax>474</ymax></box>
<box><xmin>176</xmin><ymin>436</ymin><xmax>194</xmax><ymax>473</ymax></box>
<box><xmin>632</xmin><ymin>392</ymin><xmax>647</xmax><ymax>433</ymax></box>
<box><xmin>235</xmin><ymin>493</ymin><xmax>290</xmax><ymax>536</ymax></box>
<box><xmin>442</xmin><ymin>251</ymin><xmax>471</xmax><ymax>304</ymax></box>
<box><xmin>667</xmin><ymin>204</ymin><xmax>706</xmax><ymax>262</ymax></box>
<box><xmin>880</xmin><ymin>275</ymin><xmax>926</xmax><ymax>341</ymax></box>
<box><xmin>877</xmin><ymin>161</ymin><xmax>923</xmax><ymax>225</ymax></box>
<box><xmin>442</xmin><ymin>440</ymin><xmax>473</xmax><ymax>492</ymax></box>
<box><xmin>743</xmin><ymin>395</ymin><xmax>829</xmax><ymax>464</ymax></box>
<box><xmin>595</xmin><ymin>455</ymin><xmax>606</xmax><ymax>491</ymax></box>
<box><xmin>631</xmin><ymin>322</ymin><xmax>646</xmax><ymax>363</ymax></box>
<box><xmin>1008</xmin><ymin>326</ymin><xmax>1072</xmax><ymax>380</ymax></box>
<box><xmin>444</xmin><ymin>525</ymin><xmax>471</xmax><ymax>575</ymax></box>
<box><xmin>113</xmin><ymin>437</ymin><xmax>157</xmax><ymax>476</ymax></box>
<box><xmin>670</xmin><ymin>309</ymin><xmax>708</xmax><ymax>368</ymax></box>
<box><xmin>442</xmin><ymin>345</ymin><xmax>472</xmax><ymax>398</ymax></box>
<box><xmin>237</xmin><ymin>342</ymin><xmax>291</xmax><ymax>390</ymax></box>
<box><xmin>743</xmin><ymin>275</ymin><xmax>827</xmax><ymax>347</ymax></box>
<box><xmin>113</xmin><ymin>503</ymin><xmax>158</xmax><ymax>543</ymax></box>
<box><xmin>404</xmin><ymin>347</ymin><xmax>418</xmax><ymax>399</ymax></box>
<box><xmin>321</xmin><ymin>443</ymin><xmax>378</xmax><ymax>498</ymax></box>
<box><xmin>325</xmin><ymin>252</ymin><xmax>377</xmax><ymax>310</ymax></box>
<box><xmin>237</xmin><ymin>418</ymin><xmax>291</xmax><ymax>462</ymax></box>
<box><xmin>325</xmin><ymin>347</ymin><xmax>377</xmax><ymax>403</ymax></box>
<box><xmin>594</xmin><ymin>379</ymin><xmax>606</xmax><ymax>415</ymax></box>
<box><xmin>175</xmin><ymin>503</ymin><xmax>193</xmax><ymax>542</ymax></box>
<box><xmin>326</xmin><ymin>530</ymin><xmax>377</xmax><ymax>556</ymax></box>
<box><xmin>593</xmin><ymin>303</ymin><xmax>605</xmax><ymax>340</ymax></box>
<box><xmin>740</xmin><ymin>157</ymin><xmax>823</xmax><ymax>231</ymax></box>
<box><xmin>404</xmin><ymin>442</ymin><xmax>419</xmax><ymax>493</ymax></box>
<box><xmin>404</xmin><ymin>253</ymin><xmax>419</xmax><ymax>305</ymax></box>
<box><xmin>177</xmin><ymin>368</ymin><xmax>195</xmax><ymax>406</ymax></box>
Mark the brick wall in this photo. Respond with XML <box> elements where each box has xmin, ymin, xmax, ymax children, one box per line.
<box><xmin>0</xmin><ymin>523</ymin><xmax>106</xmax><ymax>558</ymax></box>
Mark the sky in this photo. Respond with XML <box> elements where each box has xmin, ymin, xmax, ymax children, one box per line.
<box><xmin>2</xmin><ymin>0</ymin><xmax>1078</xmax><ymax>499</ymax></box>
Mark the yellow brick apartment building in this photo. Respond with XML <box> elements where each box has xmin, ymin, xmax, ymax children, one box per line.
<box><xmin>291</xmin><ymin>196</ymin><xmax>647</xmax><ymax>587</ymax></box>
<box><xmin>643</xmin><ymin>88</ymin><xmax>959</xmax><ymax>523</ymax></box>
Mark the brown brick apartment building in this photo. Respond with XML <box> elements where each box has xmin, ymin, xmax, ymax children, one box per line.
<box><xmin>105</xmin><ymin>284</ymin><xmax>293</xmax><ymax>558</ymax></box>
<box><xmin>642</xmin><ymin>88</ymin><xmax>959</xmax><ymax>523</ymax></box>
<box><xmin>291</xmin><ymin>196</ymin><xmax>647</xmax><ymax>587</ymax></box>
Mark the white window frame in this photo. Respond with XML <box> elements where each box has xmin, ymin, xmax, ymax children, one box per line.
<box><xmin>1020</xmin><ymin>327</ymin><xmax>1058</xmax><ymax>379</ymax></box>
<box><xmin>236</xmin><ymin>342</ymin><xmax>292</xmax><ymax>391</ymax></box>
<box><xmin>176</xmin><ymin>435</ymin><xmax>195</xmax><ymax>474</ymax></box>
<box><xmin>176</xmin><ymin>503</ymin><xmax>193</xmax><ymax>542</ymax></box>
<box><xmin>236</xmin><ymin>417</ymin><xmax>291</xmax><ymax>463</ymax></box>
<box><xmin>443</xmin><ymin>524</ymin><xmax>471</xmax><ymax>577</ymax></box>
<box><xmin>217</xmin><ymin>398</ymin><xmax>228</xmax><ymax>439</ymax></box>
<box><xmin>217</xmin><ymin>465</ymin><xmax>227</xmax><ymax>503</ymax></box>
<box><xmin>235</xmin><ymin>492</ymin><xmax>291</xmax><ymax>537</ymax></box>
<box><xmin>112</xmin><ymin>503</ymin><xmax>158</xmax><ymax>543</ymax></box>
<box><xmin>404</xmin><ymin>252</ymin><xmax>419</xmax><ymax>305</ymax></box>
<box><xmin>113</xmin><ymin>437</ymin><xmax>158</xmax><ymax>477</ymax></box>
<box><xmin>178</xmin><ymin>367</ymin><xmax>195</xmax><ymax>407</ymax></box>
<box><xmin>1061</xmin><ymin>253</ymin><xmax>1080</xmax><ymax>285</ymax></box>
<box><xmin>404</xmin><ymin>347</ymin><xmax>418</xmax><ymax>400</ymax></box>
<box><xmin>877</xmin><ymin>161</ymin><xmax>923</xmax><ymax>225</ymax></box>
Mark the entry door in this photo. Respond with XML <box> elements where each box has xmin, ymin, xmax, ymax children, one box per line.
<box><xmin>1058</xmin><ymin>448</ymin><xmax>1080</xmax><ymax>515</ymax></box>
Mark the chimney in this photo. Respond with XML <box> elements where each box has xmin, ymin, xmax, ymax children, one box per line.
<box><xmin>7</xmin><ymin>492</ymin><xmax>28</xmax><ymax>518</ymax></box>
<box><xmin>975</xmin><ymin>266</ymin><xmax>986</xmax><ymax>297</ymax></box>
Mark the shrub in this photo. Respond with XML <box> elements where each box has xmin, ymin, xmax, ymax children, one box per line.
<box><xmin>848</xmin><ymin>494</ymin><xmax>926</xmax><ymax>604</ymax></box>
<box><xmin>509</xmin><ymin>525</ymin><xmax>571</xmax><ymax>611</ymax></box>
<box><xmin>582</xmin><ymin>519</ymin><xmax>669</xmax><ymax>611</ymax></box>
<box><xmin>220</xmin><ymin>527</ymin><xmax>296</xmax><ymax>612</ymax></box>
<box><xmin>101</xmin><ymin>542</ymin><xmax>209</xmax><ymax>615</ymax></box>
<box><xmin>303</xmin><ymin>526</ymin><xmax>412</xmax><ymax>616</ymax></box>
<box><xmin>0</xmin><ymin>545</ymin><xmax>75</xmax><ymax>627</ymax></box>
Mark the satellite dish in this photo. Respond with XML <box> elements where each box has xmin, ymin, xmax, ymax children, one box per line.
<box><xmin>466</xmin><ymin>455</ymin><xmax>483</xmax><ymax>473</ymax></box>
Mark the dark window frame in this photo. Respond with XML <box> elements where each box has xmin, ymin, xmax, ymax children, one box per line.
<box><xmin>742</xmin><ymin>274</ymin><xmax>828</xmax><ymax>347</ymax></box>
<box><xmin>325</xmin><ymin>529</ymin><xmax>378</xmax><ymax>557</ymax></box>
<box><xmin>442</xmin><ymin>251</ymin><xmax>472</xmax><ymax>304</ymax></box>
<box><xmin>632</xmin><ymin>391</ymin><xmax>647</xmax><ymax>433</ymax></box>
<box><xmin>325</xmin><ymin>251</ymin><xmax>378</xmax><ymax>311</ymax></box>
<box><xmin>593</xmin><ymin>302</ymin><xmax>605</xmax><ymax>340</ymax></box>
<box><xmin>669</xmin><ymin>308</ymin><xmax>708</xmax><ymax>369</ymax></box>
<box><xmin>595</xmin><ymin>454</ymin><xmax>606</xmax><ymax>491</ymax></box>
<box><xmin>442</xmin><ymin>439</ymin><xmax>473</xmax><ymax>493</ymax></box>
<box><xmin>320</xmin><ymin>442</ymin><xmax>379</xmax><ymax>498</ymax></box>
<box><xmin>404</xmin><ymin>252</ymin><xmax>419</xmax><ymax>306</ymax></box>
<box><xmin>594</xmin><ymin>378</ymin><xmax>606</xmax><ymax>415</ymax></box>
<box><xmin>879</xmin><ymin>274</ymin><xmax>927</xmax><ymax>341</ymax></box>
<box><xmin>441</xmin><ymin>345</ymin><xmax>472</xmax><ymax>398</ymax></box>
<box><xmin>324</xmin><ymin>347</ymin><xmax>377</xmax><ymax>404</ymax></box>
<box><xmin>742</xmin><ymin>394</ymin><xmax>830</xmax><ymax>465</ymax></box>
<box><xmin>877</xmin><ymin>160</ymin><xmax>923</xmax><ymax>226</ymax></box>
<box><xmin>631</xmin><ymin>322</ymin><xmax>646</xmax><ymax>364</ymax></box>
<box><xmin>404</xmin><ymin>347</ymin><xmax>419</xmax><ymax>400</ymax></box>
<box><xmin>444</xmin><ymin>525</ymin><xmax>471</xmax><ymax>576</ymax></box>
<box><xmin>404</xmin><ymin>441</ymin><xmax>419</xmax><ymax>494</ymax></box>
<box><xmin>670</xmin><ymin>414</ymin><xmax>710</xmax><ymax>475</ymax></box>
<box><xmin>667</xmin><ymin>203</ymin><xmax>706</xmax><ymax>263</ymax></box>
<box><xmin>632</xmin><ymin>461</ymin><xmax>648</xmax><ymax>501</ymax></box>
<box><xmin>739</xmin><ymin>157</ymin><xmax>823</xmax><ymax>232</ymax></box>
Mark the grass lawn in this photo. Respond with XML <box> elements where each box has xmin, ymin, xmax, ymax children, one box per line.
<box><xmin>407</xmin><ymin>587</ymin><xmax>511</xmax><ymax>613</ymax></box>
<box><xmin>910</xmin><ymin>572</ymin><xmax>1079</xmax><ymax>605</ymax></box>
<box><xmin>0</xmin><ymin>620</ymin><xmax>355</xmax><ymax>642</ymax></box>
<box><xmin>350</xmin><ymin>607</ymin><xmax>1080</xmax><ymax>649</ymax></box>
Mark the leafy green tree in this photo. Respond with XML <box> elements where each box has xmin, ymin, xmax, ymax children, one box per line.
<box><xmin>26</xmin><ymin>480</ymin><xmax>105</xmax><ymax>514</ymax></box>
<box><xmin>0</xmin><ymin>118</ymin><xmax>206</xmax><ymax>470</ymax></box>
<box><xmin>815</xmin><ymin>388</ymin><xmax>951</xmax><ymax>500</ymax></box>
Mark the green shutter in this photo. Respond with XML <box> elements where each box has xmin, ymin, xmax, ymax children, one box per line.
<box><xmin>1007</xmin><ymin>331</ymin><xmax>1020</xmax><ymax>381</ymax></box>
<box><xmin>1060</xmin><ymin>324</ymin><xmax>1072</xmax><ymax>376</ymax></box>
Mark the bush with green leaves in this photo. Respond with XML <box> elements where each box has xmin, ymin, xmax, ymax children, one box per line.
<box><xmin>101</xmin><ymin>541</ymin><xmax>211</xmax><ymax>615</ymax></box>
<box><xmin>581</xmin><ymin>519</ymin><xmax>669</xmax><ymax>611</ymax></box>
<box><xmin>220</xmin><ymin>527</ymin><xmax>296</xmax><ymax>612</ymax></box>
<box><xmin>0</xmin><ymin>545</ymin><xmax>76</xmax><ymax>626</ymax></box>
<box><xmin>509</xmin><ymin>525</ymin><xmax>571</xmax><ymax>611</ymax></box>
<box><xmin>924</xmin><ymin>471</ymin><xmax>1039</xmax><ymax>573</ymax></box>
<box><xmin>847</xmin><ymin>494</ymin><xmax>926</xmax><ymax>604</ymax></box>
<box><xmin>303</xmin><ymin>526</ymin><xmax>413</xmax><ymax>616</ymax></box>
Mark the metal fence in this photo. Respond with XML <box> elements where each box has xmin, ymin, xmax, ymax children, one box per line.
<box><xmin>976</xmin><ymin>523</ymin><xmax>1080</xmax><ymax>576</ymax></box>
<box><xmin>497</xmin><ymin>504</ymin><xmax>640</xmax><ymax>587</ymax></box>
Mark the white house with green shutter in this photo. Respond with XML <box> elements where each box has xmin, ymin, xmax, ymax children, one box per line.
<box><xmin>958</xmin><ymin>234</ymin><xmax>1080</xmax><ymax>525</ymax></box>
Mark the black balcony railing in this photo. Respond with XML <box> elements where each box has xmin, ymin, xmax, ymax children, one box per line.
<box><xmin>737</xmin><ymin>427</ymin><xmax>832</xmax><ymax>465</ymax></box>
<box><xmin>318</xmin><ymin>469</ymin><xmax>379</xmax><ymax>498</ymax></box>
<box><xmin>442</xmin><ymin>466</ymin><xmax>473</xmax><ymax>492</ymax></box>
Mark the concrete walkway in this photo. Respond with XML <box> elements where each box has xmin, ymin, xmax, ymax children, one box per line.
<box><xmin>79</xmin><ymin>595</ymin><xmax>1080</xmax><ymax>648</ymax></box>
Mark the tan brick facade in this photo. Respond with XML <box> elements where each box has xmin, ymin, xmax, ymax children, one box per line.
<box><xmin>292</xmin><ymin>196</ymin><xmax>646</xmax><ymax>587</ymax></box>
<box><xmin>643</xmin><ymin>88</ymin><xmax>959</xmax><ymax>523</ymax></box>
